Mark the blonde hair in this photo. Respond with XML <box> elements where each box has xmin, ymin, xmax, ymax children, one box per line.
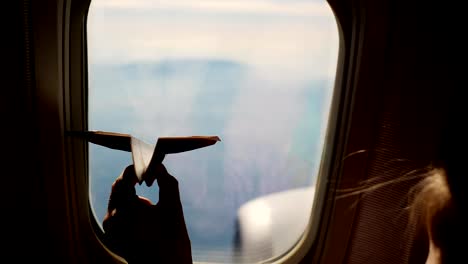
<box><xmin>338</xmin><ymin>166</ymin><xmax>464</xmax><ymax>263</ymax></box>
<box><xmin>410</xmin><ymin>168</ymin><xmax>463</xmax><ymax>263</ymax></box>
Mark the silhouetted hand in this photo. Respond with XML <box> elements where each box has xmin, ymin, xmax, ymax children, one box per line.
<box><xmin>103</xmin><ymin>164</ymin><xmax>192</xmax><ymax>264</ymax></box>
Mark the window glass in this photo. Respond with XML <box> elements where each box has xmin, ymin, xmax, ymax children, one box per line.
<box><xmin>87</xmin><ymin>0</ymin><xmax>338</xmax><ymax>262</ymax></box>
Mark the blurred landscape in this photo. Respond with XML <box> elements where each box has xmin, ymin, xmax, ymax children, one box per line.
<box><xmin>87</xmin><ymin>0</ymin><xmax>338</xmax><ymax>261</ymax></box>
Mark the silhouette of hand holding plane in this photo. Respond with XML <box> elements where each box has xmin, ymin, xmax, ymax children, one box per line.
<box><xmin>103</xmin><ymin>164</ymin><xmax>192</xmax><ymax>264</ymax></box>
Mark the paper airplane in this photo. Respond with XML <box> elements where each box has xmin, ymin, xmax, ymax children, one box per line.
<box><xmin>66</xmin><ymin>130</ymin><xmax>221</xmax><ymax>184</ymax></box>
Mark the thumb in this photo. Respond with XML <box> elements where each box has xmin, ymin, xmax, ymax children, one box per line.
<box><xmin>155</xmin><ymin>164</ymin><xmax>181</xmax><ymax>205</ymax></box>
<box><xmin>155</xmin><ymin>163</ymin><xmax>177</xmax><ymax>186</ymax></box>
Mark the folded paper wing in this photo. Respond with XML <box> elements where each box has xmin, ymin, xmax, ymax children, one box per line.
<box><xmin>66</xmin><ymin>131</ymin><xmax>221</xmax><ymax>183</ymax></box>
<box><xmin>132</xmin><ymin>135</ymin><xmax>221</xmax><ymax>183</ymax></box>
<box><xmin>131</xmin><ymin>137</ymin><xmax>155</xmax><ymax>184</ymax></box>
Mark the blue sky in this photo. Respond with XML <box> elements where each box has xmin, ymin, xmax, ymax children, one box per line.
<box><xmin>87</xmin><ymin>0</ymin><xmax>338</xmax><ymax>261</ymax></box>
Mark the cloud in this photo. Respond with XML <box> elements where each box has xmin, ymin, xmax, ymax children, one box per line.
<box><xmin>91</xmin><ymin>0</ymin><xmax>331</xmax><ymax>17</ymax></box>
<box><xmin>88</xmin><ymin>58</ymin><xmax>335</xmax><ymax>254</ymax></box>
<box><xmin>87</xmin><ymin>0</ymin><xmax>339</xmax><ymax>253</ymax></box>
<box><xmin>87</xmin><ymin>0</ymin><xmax>339</xmax><ymax>79</ymax></box>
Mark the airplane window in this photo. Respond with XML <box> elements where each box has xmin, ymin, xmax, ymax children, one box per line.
<box><xmin>87</xmin><ymin>0</ymin><xmax>338</xmax><ymax>262</ymax></box>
